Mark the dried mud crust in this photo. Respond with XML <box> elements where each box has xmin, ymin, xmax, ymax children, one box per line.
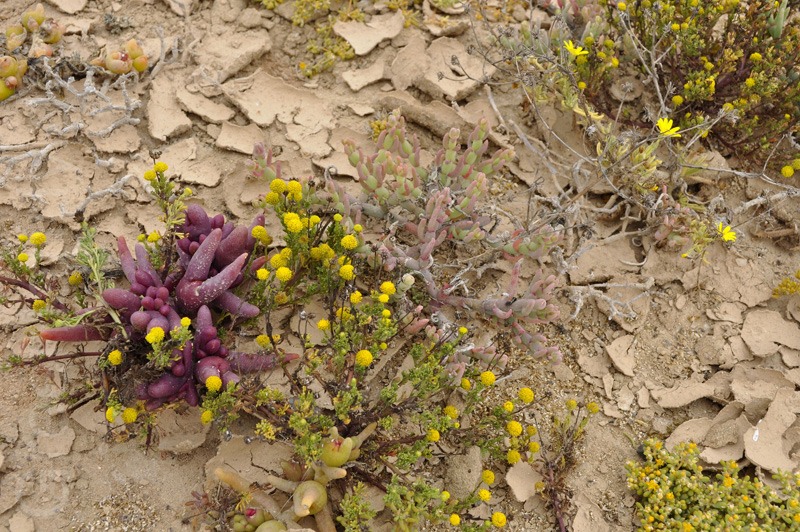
<box><xmin>0</xmin><ymin>0</ymin><xmax>799</xmax><ymax>531</ymax></box>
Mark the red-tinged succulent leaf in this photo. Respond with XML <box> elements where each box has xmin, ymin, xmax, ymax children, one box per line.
<box><xmin>134</xmin><ymin>243</ymin><xmax>162</xmax><ymax>287</ymax></box>
<box><xmin>227</xmin><ymin>351</ymin><xmax>296</xmax><ymax>373</ymax></box>
<box><xmin>117</xmin><ymin>236</ymin><xmax>137</xmax><ymax>284</ymax></box>
<box><xmin>185</xmin><ymin>204</ymin><xmax>211</xmax><ymax>239</ymax></box>
<box><xmin>102</xmin><ymin>288</ymin><xmax>141</xmax><ymax>313</ymax></box>
<box><xmin>40</xmin><ymin>325</ymin><xmax>106</xmax><ymax>342</ymax></box>
<box><xmin>145</xmin><ymin>313</ymin><xmax>169</xmax><ymax>332</ymax></box>
<box><xmin>194</xmin><ymin>253</ymin><xmax>247</xmax><ymax>305</ymax></box>
<box><xmin>184</xmin><ymin>228</ymin><xmax>221</xmax><ymax>282</ymax></box>
<box><xmin>195</xmin><ymin>356</ymin><xmax>230</xmax><ymax>382</ymax></box>
<box><xmin>215</xmin><ymin>225</ymin><xmax>249</xmax><ymax>267</ymax></box>
<box><xmin>195</xmin><ymin>305</ymin><xmax>213</xmax><ymax>332</ymax></box>
<box><xmin>130</xmin><ymin>310</ymin><xmax>151</xmax><ymax>331</ymax></box>
<box><xmin>147</xmin><ymin>372</ymin><xmax>187</xmax><ymax>398</ymax></box>
<box><xmin>214</xmin><ymin>291</ymin><xmax>260</xmax><ymax>318</ymax></box>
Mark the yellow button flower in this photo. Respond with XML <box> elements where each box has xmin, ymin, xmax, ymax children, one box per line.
<box><xmin>355</xmin><ymin>349</ymin><xmax>373</xmax><ymax>367</ymax></box>
<box><xmin>30</xmin><ymin>232</ymin><xmax>46</xmax><ymax>246</ymax></box>
<box><xmin>380</xmin><ymin>281</ymin><xmax>396</xmax><ymax>295</ymax></box>
<box><xmin>426</xmin><ymin>429</ymin><xmax>440</xmax><ymax>442</ymax></box>
<box><xmin>269</xmin><ymin>179</ymin><xmax>287</xmax><ymax>194</ymax></box>
<box><xmin>145</xmin><ymin>326</ymin><xmax>165</xmax><ymax>344</ymax></box>
<box><xmin>108</xmin><ymin>349</ymin><xmax>123</xmax><ymax>366</ymax></box>
<box><xmin>317</xmin><ymin>319</ymin><xmax>330</xmax><ymax>330</ymax></box>
<box><xmin>506</xmin><ymin>420</ymin><xmax>523</xmax><ymax>437</ymax></box>
<box><xmin>341</xmin><ymin>234</ymin><xmax>358</xmax><ymax>250</ymax></box>
<box><xmin>478</xmin><ymin>489</ymin><xmax>491</xmax><ymax>502</ymax></box>
<box><xmin>275</xmin><ymin>267</ymin><xmax>293</xmax><ymax>283</ymax></box>
<box><xmin>480</xmin><ymin>371</ymin><xmax>496</xmax><ymax>386</ymax></box>
<box><xmin>482</xmin><ymin>469</ymin><xmax>495</xmax><ymax>485</ymax></box>
<box><xmin>180</xmin><ymin>317</ymin><xmax>191</xmax><ymax>327</ymax></box>
<box><xmin>491</xmin><ymin>512</ymin><xmax>507</xmax><ymax>528</ymax></box>
<box><xmin>518</xmin><ymin>388</ymin><xmax>534</xmax><ymax>403</ymax></box>
<box><xmin>121</xmin><ymin>407</ymin><xmax>138</xmax><ymax>424</ymax></box>
<box><xmin>350</xmin><ymin>290</ymin><xmax>363</xmax><ymax>304</ymax></box>
<box><xmin>205</xmin><ymin>375</ymin><xmax>222</xmax><ymax>392</ymax></box>
<box><xmin>200</xmin><ymin>410</ymin><xmax>214</xmax><ymax>424</ymax></box>
<box><xmin>154</xmin><ymin>161</ymin><xmax>168</xmax><ymax>173</ymax></box>
<box><xmin>449</xmin><ymin>514</ymin><xmax>461</xmax><ymax>526</ymax></box>
<box><xmin>339</xmin><ymin>264</ymin><xmax>355</xmax><ymax>281</ymax></box>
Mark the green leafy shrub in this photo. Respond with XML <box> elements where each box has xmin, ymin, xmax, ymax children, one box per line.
<box><xmin>627</xmin><ymin>439</ymin><xmax>800</xmax><ymax>531</ymax></box>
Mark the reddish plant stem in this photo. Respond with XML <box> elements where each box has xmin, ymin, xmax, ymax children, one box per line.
<box><xmin>18</xmin><ymin>351</ymin><xmax>102</xmax><ymax>366</ymax></box>
<box><xmin>0</xmin><ymin>275</ymin><xmax>69</xmax><ymax>311</ymax></box>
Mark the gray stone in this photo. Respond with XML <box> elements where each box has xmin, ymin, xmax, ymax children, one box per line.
<box><xmin>443</xmin><ymin>445</ymin><xmax>482</xmax><ymax>500</ymax></box>
<box><xmin>37</xmin><ymin>426</ymin><xmax>76</xmax><ymax>458</ymax></box>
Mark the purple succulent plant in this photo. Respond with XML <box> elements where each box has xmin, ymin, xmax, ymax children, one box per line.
<box><xmin>39</xmin><ymin>205</ymin><xmax>284</xmax><ymax>409</ymax></box>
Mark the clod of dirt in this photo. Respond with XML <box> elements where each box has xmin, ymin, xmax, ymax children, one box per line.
<box><xmin>569</xmin><ymin>238</ymin><xmax>640</xmax><ymax>285</ymax></box>
<box><xmin>162</xmin><ymin>138</ymin><xmax>224</xmax><ymax>187</ymax></box>
<box><xmin>444</xmin><ymin>445</ymin><xmax>482</xmax><ymax>500</ymax></box>
<box><xmin>38</xmin><ymin>145</ymin><xmax>94</xmax><ymax>227</ymax></box>
<box><xmin>389</xmin><ymin>35</ymin><xmax>430</xmax><ymax>91</ymax></box>
<box><xmin>416</xmin><ymin>37</ymin><xmax>497</xmax><ymax>101</ymax></box>
<box><xmin>155</xmin><ymin>409</ymin><xmax>210</xmax><ymax>454</ymax></box>
<box><xmin>744</xmin><ymin>388</ymin><xmax>800</xmax><ymax>472</ymax></box>
<box><xmin>36</xmin><ymin>425</ymin><xmax>76</xmax><ymax>458</ymax></box>
<box><xmin>192</xmin><ymin>29</ymin><xmax>272</xmax><ymax>83</ymax></box>
<box><xmin>47</xmin><ymin>0</ymin><xmax>88</xmax><ymax>15</ymax></box>
<box><xmin>505</xmin><ymin>460</ymin><xmax>543</xmax><ymax>502</ymax></box>
<box><xmin>577</xmin><ymin>349</ymin><xmax>612</xmax><ymax>378</ymax></box>
<box><xmin>740</xmin><ymin>309</ymin><xmax>800</xmax><ymax>357</ymax></box>
<box><xmin>666</xmin><ymin>418</ymin><xmax>714</xmax><ymax>450</ymax></box>
<box><xmin>422</xmin><ymin>0</ymin><xmax>470</xmax><ymax>37</ymax></box>
<box><xmin>286</xmin><ymin>123</ymin><xmax>331</xmax><ymax>158</ymax></box>
<box><xmin>8</xmin><ymin>511</ymin><xmax>34</xmax><ymax>532</ymax></box>
<box><xmin>609</xmin><ymin>76</ymin><xmax>644</xmax><ymax>102</ymax></box>
<box><xmin>700</xmin><ymin>410</ymin><xmax>749</xmax><ymax>464</ymax></box>
<box><xmin>605</xmin><ymin>335</ymin><xmax>635</xmax><ymax>377</ymax></box>
<box><xmin>147</xmin><ymin>77</ymin><xmax>193</xmax><ymax>141</ymax></box>
<box><xmin>781</xmin><ymin>346</ymin><xmax>800</xmax><ymax>368</ymax></box>
<box><xmin>651</xmin><ymin>370</ymin><xmax>732</xmax><ymax>408</ymax></box>
<box><xmin>706</xmin><ymin>301</ymin><xmax>745</xmax><ymax>323</ymax></box>
<box><xmin>161</xmin><ymin>0</ymin><xmax>196</xmax><ymax>16</ymax></box>
<box><xmin>572</xmin><ymin>492</ymin><xmax>612</xmax><ymax>532</ymax></box>
<box><xmin>730</xmin><ymin>367</ymin><xmax>794</xmax><ymax>419</ymax></box>
<box><xmin>333</xmin><ymin>11</ymin><xmax>405</xmax><ymax>56</ymax></box>
<box><xmin>342</xmin><ymin>56</ymin><xmax>387</xmax><ymax>92</ymax></box>
<box><xmin>176</xmin><ymin>87</ymin><xmax>235</xmax><ymax>124</ymax></box>
<box><xmin>216</xmin><ymin>122</ymin><xmax>265</xmax><ymax>155</ymax></box>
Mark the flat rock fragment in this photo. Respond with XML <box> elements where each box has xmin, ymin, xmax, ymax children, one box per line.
<box><xmin>46</xmin><ymin>0</ymin><xmax>88</xmax><ymax>14</ymax></box>
<box><xmin>37</xmin><ymin>426</ymin><xmax>76</xmax><ymax>457</ymax></box>
<box><xmin>176</xmin><ymin>87</ymin><xmax>235</xmax><ymax>124</ymax></box>
<box><xmin>605</xmin><ymin>335</ymin><xmax>635</xmax><ymax>377</ymax></box>
<box><xmin>147</xmin><ymin>77</ymin><xmax>192</xmax><ymax>141</ymax></box>
<box><xmin>444</xmin><ymin>445</ymin><xmax>482</xmax><ymax>500</ymax></box>
<box><xmin>651</xmin><ymin>371</ymin><xmax>732</xmax><ymax>408</ymax></box>
<box><xmin>390</xmin><ymin>35</ymin><xmax>430</xmax><ymax>91</ymax></box>
<box><xmin>333</xmin><ymin>11</ymin><xmax>405</xmax><ymax>56</ymax></box>
<box><xmin>665</xmin><ymin>418</ymin><xmax>714</xmax><ymax>450</ymax></box>
<box><xmin>741</xmin><ymin>309</ymin><xmax>800</xmax><ymax>356</ymax></box>
<box><xmin>192</xmin><ymin>29</ymin><xmax>272</xmax><ymax>83</ymax></box>
<box><xmin>417</xmin><ymin>37</ymin><xmax>497</xmax><ymax>101</ymax></box>
<box><xmin>286</xmin><ymin>124</ymin><xmax>330</xmax><ymax>158</ymax></box>
<box><xmin>506</xmin><ymin>460</ymin><xmax>542</xmax><ymax>502</ymax></box>
<box><xmin>161</xmin><ymin>138</ymin><xmax>223</xmax><ymax>187</ymax></box>
<box><xmin>744</xmin><ymin>388</ymin><xmax>800</xmax><ymax>472</ymax></box>
<box><xmin>156</xmin><ymin>408</ymin><xmax>210</xmax><ymax>453</ymax></box>
<box><xmin>216</xmin><ymin>122</ymin><xmax>265</xmax><ymax>155</ymax></box>
<box><xmin>161</xmin><ymin>0</ymin><xmax>196</xmax><ymax>16</ymax></box>
<box><xmin>342</xmin><ymin>58</ymin><xmax>387</xmax><ymax>92</ymax></box>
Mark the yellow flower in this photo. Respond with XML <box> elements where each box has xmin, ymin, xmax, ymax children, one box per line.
<box><xmin>491</xmin><ymin>512</ymin><xmax>507</xmax><ymax>527</ymax></box>
<box><xmin>269</xmin><ymin>179</ymin><xmax>287</xmax><ymax>194</ymax></box>
<box><xmin>480</xmin><ymin>371</ymin><xmax>496</xmax><ymax>386</ymax></box>
<box><xmin>379</xmin><ymin>342</ymin><xmax>388</xmax><ymax>350</ymax></box>
<box><xmin>145</xmin><ymin>326</ymin><xmax>165</xmax><ymax>344</ymax></box>
<box><xmin>482</xmin><ymin>470</ymin><xmax>495</xmax><ymax>485</ymax></box>
<box><xmin>264</xmin><ymin>191</ymin><xmax>280</xmax><ymax>205</ymax></box>
<box><xmin>526</xmin><ymin>425</ymin><xmax>537</xmax><ymax>436</ymax></box>
<box><xmin>350</xmin><ymin>290</ymin><xmax>363</xmax><ymax>304</ymax></box>
<box><xmin>503</xmin><ymin>401</ymin><xmax>514</xmax><ymax>413</ymax></box>
<box><xmin>587</xmin><ymin>402</ymin><xmax>600</xmax><ymax>414</ymax></box>
<box><xmin>782</xmin><ymin>165</ymin><xmax>795</xmax><ymax>178</ymax></box>
<box><xmin>745</xmin><ymin>77</ymin><xmax>755</xmax><ymax>87</ymax></box>
<box><xmin>426</xmin><ymin>429</ymin><xmax>440</xmax><ymax>442</ymax></box>
<box><xmin>269</xmin><ymin>253</ymin><xmax>287</xmax><ymax>269</ymax></box>
<box><xmin>17</xmin><ymin>234</ymin><xmax>27</xmax><ymax>243</ymax></box>
<box><xmin>154</xmin><ymin>161</ymin><xmax>168</xmax><ymax>173</ymax></box>
<box><xmin>200</xmin><ymin>410</ymin><xmax>214</xmax><ymax>424</ymax></box>
<box><xmin>30</xmin><ymin>232</ymin><xmax>46</xmax><ymax>247</ymax></box>
<box><xmin>251</xmin><ymin>225</ymin><xmax>271</xmax><ymax>245</ymax></box>
<box><xmin>672</xmin><ymin>95</ymin><xmax>684</xmax><ymax>106</ymax></box>
<box><xmin>460</xmin><ymin>378</ymin><xmax>472</xmax><ymax>391</ymax></box>
<box><xmin>147</xmin><ymin>231</ymin><xmax>160</xmax><ymax>243</ymax></box>
<box><xmin>290</xmin><ymin>191</ymin><xmax>302</xmax><ymax>202</ymax></box>
<box><xmin>32</xmin><ymin>299</ymin><xmax>46</xmax><ymax>311</ymax></box>
<box><xmin>68</xmin><ymin>271</ymin><xmax>83</xmax><ymax>286</ymax></box>
<box><xmin>617</xmin><ymin>1</ymin><xmax>626</xmax><ymax>10</ymax></box>
<box><xmin>380</xmin><ymin>281</ymin><xmax>396</xmax><ymax>295</ymax></box>
<box><xmin>105</xmin><ymin>407</ymin><xmax>117</xmax><ymax>423</ymax></box>
<box><xmin>656</xmin><ymin>117</ymin><xmax>681</xmax><ymax>138</ymax></box>
<box><xmin>749</xmin><ymin>52</ymin><xmax>762</xmax><ymax>62</ymax></box>
<box><xmin>717</xmin><ymin>222</ymin><xmax>736</xmax><ymax>242</ymax></box>
<box><xmin>339</xmin><ymin>264</ymin><xmax>355</xmax><ymax>281</ymax></box>
<box><xmin>381</xmin><ymin>309</ymin><xmax>391</xmax><ymax>318</ymax></box>
<box><xmin>275</xmin><ymin>267</ymin><xmax>292</xmax><ymax>283</ymax></box>
<box><xmin>529</xmin><ymin>441</ymin><xmax>541</xmax><ymax>453</ymax></box>
<box><xmin>353</xmin><ymin>224</ymin><xmax>363</xmax><ymax>232</ymax></box>
<box><xmin>334</xmin><ymin>213</ymin><xmax>343</xmax><ymax>222</ymax></box>
<box><xmin>17</xmin><ymin>253</ymin><xmax>28</xmax><ymax>263</ymax></box>
<box><xmin>122</xmin><ymin>407</ymin><xmax>138</xmax><ymax>424</ymax></box>
<box><xmin>108</xmin><ymin>349</ymin><xmax>123</xmax><ymax>366</ymax></box>
<box><xmin>184</xmin><ymin>187</ymin><xmax>192</xmax><ymax>195</ymax></box>
<box><xmin>205</xmin><ymin>375</ymin><xmax>222</xmax><ymax>392</ymax></box>
<box><xmin>458</xmin><ymin>326</ymin><xmax>468</xmax><ymax>335</ymax></box>
<box><xmin>671</xmin><ymin>22</ymin><xmax>680</xmax><ymax>31</ymax></box>
<box><xmin>566</xmin><ymin>399</ymin><xmax>578</xmax><ymax>411</ymax></box>
<box><xmin>792</xmin><ymin>159</ymin><xmax>800</xmax><ymax>170</ymax></box>
<box><xmin>286</xmin><ymin>180</ymin><xmax>302</xmax><ymax>195</ymax></box>
<box><xmin>576</xmin><ymin>55</ymin><xmax>588</xmax><ymax>65</ymax></box>
<box><xmin>274</xmin><ymin>292</ymin><xmax>289</xmax><ymax>305</ymax></box>
<box><xmin>317</xmin><ymin>319</ymin><xmax>330</xmax><ymax>330</ymax></box>
<box><xmin>284</xmin><ymin>216</ymin><xmax>303</xmax><ymax>234</ymax></box>
<box><xmin>518</xmin><ymin>388</ymin><xmax>534</xmax><ymax>403</ymax></box>
<box><xmin>610</xmin><ymin>57</ymin><xmax>619</xmax><ymax>67</ymax></box>
<box><xmin>378</xmin><ymin>293</ymin><xmax>389</xmax><ymax>304</ymax></box>
<box><xmin>355</xmin><ymin>349</ymin><xmax>373</xmax><ymax>367</ymax></box>
<box><xmin>449</xmin><ymin>514</ymin><xmax>461</xmax><ymax>526</ymax></box>
<box><xmin>507</xmin><ymin>420</ymin><xmax>523</xmax><ymax>437</ymax></box>
<box><xmin>444</xmin><ymin>406</ymin><xmax>459</xmax><ymax>419</ymax></box>
<box><xmin>256</xmin><ymin>334</ymin><xmax>272</xmax><ymax>348</ymax></box>
<box><xmin>341</xmin><ymin>234</ymin><xmax>358</xmax><ymax>250</ymax></box>
<box><xmin>577</xmin><ymin>81</ymin><xmax>587</xmax><ymax>90</ymax></box>
<box><xmin>507</xmin><ymin>449</ymin><xmax>521</xmax><ymax>464</ymax></box>
<box><xmin>563</xmin><ymin>40</ymin><xmax>588</xmax><ymax>57</ymax></box>
<box><xmin>478</xmin><ymin>489</ymin><xmax>491</xmax><ymax>502</ymax></box>
<box><xmin>143</xmin><ymin>169</ymin><xmax>156</xmax><ymax>181</ymax></box>
<box><xmin>180</xmin><ymin>317</ymin><xmax>191</xmax><ymax>327</ymax></box>
<box><xmin>256</xmin><ymin>268</ymin><xmax>269</xmax><ymax>281</ymax></box>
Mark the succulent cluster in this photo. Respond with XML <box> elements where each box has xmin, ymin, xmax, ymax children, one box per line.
<box><xmin>89</xmin><ymin>38</ymin><xmax>149</xmax><ymax>75</ymax></box>
<box><xmin>324</xmin><ymin>111</ymin><xmax>562</xmax><ymax>362</ymax></box>
<box><xmin>36</xmin><ymin>160</ymin><xmax>280</xmax><ymax>411</ymax></box>
<box><xmin>627</xmin><ymin>439</ymin><xmax>800</xmax><ymax>531</ymax></box>
<box><xmin>1</xmin><ymin>3</ymin><xmax>64</xmax><ymax>101</ymax></box>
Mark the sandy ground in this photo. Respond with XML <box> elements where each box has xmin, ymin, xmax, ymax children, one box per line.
<box><xmin>1</xmin><ymin>0</ymin><xmax>800</xmax><ymax>531</ymax></box>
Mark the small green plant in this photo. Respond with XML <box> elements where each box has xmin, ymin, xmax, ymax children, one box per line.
<box><xmin>627</xmin><ymin>439</ymin><xmax>800</xmax><ymax>531</ymax></box>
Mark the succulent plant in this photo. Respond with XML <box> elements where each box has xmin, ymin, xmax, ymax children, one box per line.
<box><xmin>39</xmin><ymin>205</ymin><xmax>280</xmax><ymax>409</ymax></box>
